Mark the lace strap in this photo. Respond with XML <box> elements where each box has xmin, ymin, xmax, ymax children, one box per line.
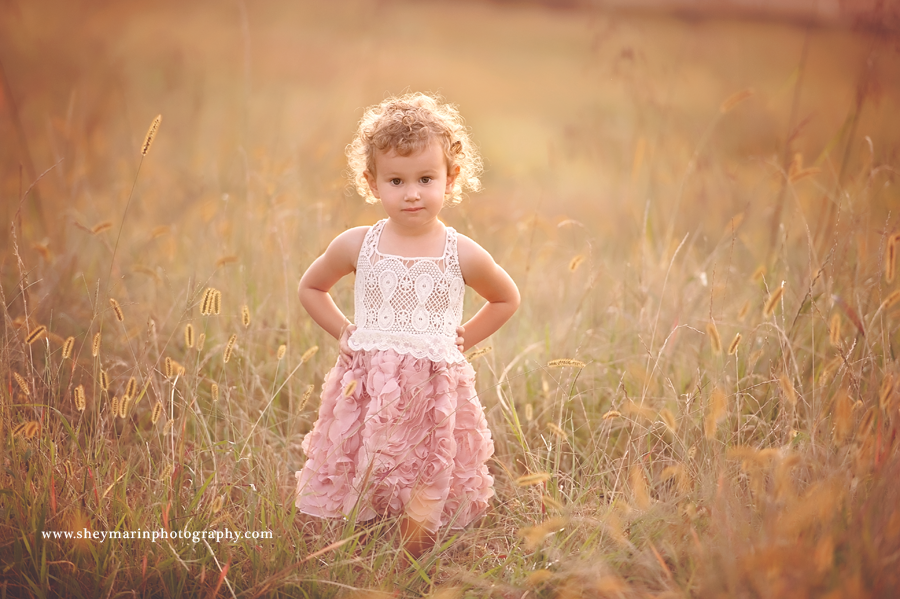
<box><xmin>358</xmin><ymin>219</ymin><xmax>386</xmax><ymax>264</ymax></box>
<box><xmin>444</xmin><ymin>226</ymin><xmax>459</xmax><ymax>272</ymax></box>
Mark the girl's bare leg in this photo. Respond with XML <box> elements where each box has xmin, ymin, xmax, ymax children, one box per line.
<box><xmin>399</xmin><ymin>516</ymin><xmax>436</xmax><ymax>559</ymax></box>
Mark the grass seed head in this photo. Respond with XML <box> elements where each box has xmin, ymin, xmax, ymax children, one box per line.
<box><xmin>300</xmin><ymin>345</ymin><xmax>319</xmax><ymax>364</ymax></box>
<box><xmin>62</xmin><ymin>336</ymin><xmax>74</xmax><ymax>359</ymax></box>
<box><xmin>277</xmin><ymin>344</ymin><xmax>287</xmax><ymax>360</ymax></box>
<box><xmin>211</xmin><ymin>495</ymin><xmax>224</xmax><ymax>514</ymax></box>
<box><xmin>23</xmin><ymin>421</ymin><xmax>39</xmax><ymax>439</ymax></box>
<box><xmin>728</xmin><ymin>332</ymin><xmax>743</xmax><ymax>355</ymax></box>
<box><xmin>241</xmin><ymin>304</ymin><xmax>250</xmax><ymax>327</ymax></box>
<box><xmin>26</xmin><ymin>325</ymin><xmax>47</xmax><ymax>345</ymax></box>
<box><xmin>110</xmin><ymin>396</ymin><xmax>119</xmax><ymax>418</ymax></box>
<box><xmin>92</xmin><ymin>332</ymin><xmax>101</xmax><ymax>357</ymax></box>
<box><xmin>659</xmin><ymin>408</ymin><xmax>677</xmax><ymax>432</ymax></box>
<box><xmin>216</xmin><ymin>255</ymin><xmax>238</xmax><ymax>268</ymax></box>
<box><xmin>90</xmin><ymin>220</ymin><xmax>113</xmax><ymax>235</ymax></box>
<box><xmin>119</xmin><ymin>395</ymin><xmax>132</xmax><ymax>419</ymax></box>
<box><xmin>466</xmin><ymin>346</ymin><xmax>492</xmax><ymax>362</ymax></box>
<box><xmin>109</xmin><ymin>298</ymin><xmax>124</xmax><ymax>322</ymax></box>
<box><xmin>568</xmin><ymin>254</ymin><xmax>585</xmax><ymax>272</ymax></box>
<box><xmin>738</xmin><ymin>300</ymin><xmax>750</xmax><ymax>321</ymax></box>
<box><xmin>223</xmin><ymin>334</ymin><xmax>237</xmax><ymax>364</ymax></box>
<box><xmin>779</xmin><ymin>374</ymin><xmax>797</xmax><ymax>406</ymax></box>
<box><xmin>211</xmin><ymin>382</ymin><xmax>219</xmax><ymax>402</ymax></box>
<box><xmin>763</xmin><ymin>283</ymin><xmax>785</xmax><ymax>317</ymax></box>
<box><xmin>151</xmin><ymin>401</ymin><xmax>164</xmax><ymax>424</ymax></box>
<box><xmin>516</xmin><ymin>472</ymin><xmax>552</xmax><ymax>487</ymax></box>
<box><xmin>13</xmin><ymin>372</ymin><xmax>30</xmax><ymax>395</ymax></box>
<box><xmin>299</xmin><ymin>384</ymin><xmax>314</xmax><ymax>411</ymax></box>
<box><xmin>141</xmin><ymin>114</ymin><xmax>161</xmax><ymax>156</ymax></box>
<box><xmin>74</xmin><ymin>385</ymin><xmax>86</xmax><ymax>412</ymax></box>
<box><xmin>547</xmin><ymin>358</ymin><xmax>585</xmax><ymax>368</ymax></box>
<box><xmin>11</xmin><ymin>422</ymin><xmax>28</xmax><ymax>437</ymax></box>
<box><xmin>525</xmin><ymin>403</ymin><xmax>533</xmax><ymax>421</ymax></box>
<box><xmin>832</xmin><ymin>390</ymin><xmax>854</xmax><ymax>445</ymax></box>
<box><xmin>184</xmin><ymin>323</ymin><xmax>194</xmax><ymax>348</ymax></box>
<box><xmin>200</xmin><ymin>288</ymin><xmax>215</xmax><ymax>315</ymax></box>
<box><xmin>630</xmin><ymin>466</ymin><xmax>651</xmax><ymax>509</ymax></box>
<box><xmin>829</xmin><ymin>313</ymin><xmax>842</xmax><ymax>347</ymax></box>
<box><xmin>705</xmin><ymin>387</ymin><xmax>727</xmax><ymax>439</ymax></box>
<box><xmin>213</xmin><ymin>289</ymin><xmax>221</xmax><ymax>315</ymax></box>
<box><xmin>602</xmin><ymin>410</ymin><xmax>621</xmax><ymax>420</ymax></box>
<box><xmin>546</xmin><ymin>421</ymin><xmax>567</xmax><ymax>438</ymax></box>
<box><xmin>879</xmin><ymin>374</ymin><xmax>895</xmax><ymax>410</ymax></box>
<box><xmin>197</xmin><ymin>333</ymin><xmax>206</xmax><ymax>351</ymax></box>
<box><xmin>124</xmin><ymin>376</ymin><xmax>137</xmax><ymax>400</ymax></box>
<box><xmin>720</xmin><ymin>88</ymin><xmax>754</xmax><ymax>113</ymax></box>
<box><xmin>99</xmin><ymin>370</ymin><xmax>109</xmax><ymax>391</ymax></box>
<box><xmin>706</xmin><ymin>321</ymin><xmax>722</xmax><ymax>354</ymax></box>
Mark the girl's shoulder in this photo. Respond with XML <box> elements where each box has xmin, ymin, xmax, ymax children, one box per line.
<box><xmin>324</xmin><ymin>226</ymin><xmax>370</xmax><ymax>265</ymax></box>
<box><xmin>455</xmin><ymin>232</ymin><xmax>495</xmax><ymax>272</ymax></box>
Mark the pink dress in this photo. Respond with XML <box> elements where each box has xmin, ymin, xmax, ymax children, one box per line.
<box><xmin>295</xmin><ymin>220</ymin><xmax>495</xmax><ymax>532</ymax></box>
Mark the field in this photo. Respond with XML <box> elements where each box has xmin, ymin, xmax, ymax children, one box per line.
<box><xmin>2</xmin><ymin>0</ymin><xmax>900</xmax><ymax>596</ymax></box>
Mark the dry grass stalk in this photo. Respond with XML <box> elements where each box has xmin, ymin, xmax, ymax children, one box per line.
<box><xmin>13</xmin><ymin>373</ymin><xmax>29</xmax><ymax>396</ymax></box>
<box><xmin>516</xmin><ymin>472</ymin><xmax>552</xmax><ymax>486</ymax></box>
<box><xmin>92</xmin><ymin>333</ymin><xmax>101</xmax><ymax>357</ymax></box>
<box><xmin>342</xmin><ymin>379</ymin><xmax>358</xmax><ymax>397</ymax></box>
<box><xmin>74</xmin><ymin>385</ymin><xmax>86</xmax><ymax>412</ymax></box>
<box><xmin>241</xmin><ymin>305</ymin><xmax>251</xmax><ymax>327</ymax></box>
<box><xmin>184</xmin><ymin>324</ymin><xmax>194</xmax><ymax>348</ymax></box>
<box><xmin>706</xmin><ymin>321</ymin><xmax>722</xmax><ymax>354</ymax></box>
<box><xmin>62</xmin><ymin>336</ymin><xmax>74</xmax><ymax>359</ymax></box>
<box><xmin>109</xmin><ymin>298</ymin><xmax>124</xmax><ymax>322</ymax></box>
<box><xmin>829</xmin><ymin>313</ymin><xmax>842</xmax><ymax>346</ymax></box>
<box><xmin>547</xmin><ymin>358</ymin><xmax>585</xmax><ymax>368</ymax></box>
<box><xmin>880</xmin><ymin>375</ymin><xmax>895</xmax><ymax>410</ymax></box>
<box><xmin>720</xmin><ymin>88</ymin><xmax>754</xmax><ymax>113</ymax></box>
<box><xmin>705</xmin><ymin>387</ymin><xmax>727</xmax><ymax>439</ymax></box>
<box><xmin>880</xmin><ymin>290</ymin><xmax>900</xmax><ymax>311</ymax></box>
<box><xmin>210</xmin><ymin>382</ymin><xmax>219</xmax><ymax>402</ymax></box>
<box><xmin>223</xmin><ymin>334</ymin><xmax>237</xmax><ymax>364</ymax></box>
<box><xmin>728</xmin><ymin>333</ymin><xmax>743</xmax><ymax>355</ymax></box>
<box><xmin>99</xmin><ymin>370</ymin><xmax>109</xmax><ymax>391</ymax></box>
<box><xmin>568</xmin><ymin>254</ymin><xmax>585</xmax><ymax>272</ymax></box>
<box><xmin>151</xmin><ymin>401</ymin><xmax>164</xmax><ymax>424</ymax></box>
<box><xmin>26</xmin><ymin>325</ymin><xmax>47</xmax><ymax>345</ymax></box>
<box><xmin>300</xmin><ymin>345</ymin><xmax>318</xmax><ymax>364</ymax></box>
<box><xmin>886</xmin><ymin>233</ymin><xmax>898</xmax><ymax>283</ymax></box>
<box><xmin>764</xmin><ymin>284</ymin><xmax>785</xmax><ymax>317</ymax></box>
<box><xmin>141</xmin><ymin>115</ymin><xmax>161</xmax><ymax>156</ymax></box>
<box><xmin>299</xmin><ymin>384</ymin><xmax>314</xmax><ymax>411</ymax></box>
<box><xmin>277</xmin><ymin>344</ymin><xmax>287</xmax><ymax>360</ymax></box>
<box><xmin>90</xmin><ymin>221</ymin><xmax>113</xmax><ymax>235</ymax></box>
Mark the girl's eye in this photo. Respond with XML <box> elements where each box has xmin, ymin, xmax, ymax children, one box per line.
<box><xmin>390</xmin><ymin>178</ymin><xmax>402</xmax><ymax>185</ymax></box>
<box><xmin>420</xmin><ymin>177</ymin><xmax>432</xmax><ymax>184</ymax></box>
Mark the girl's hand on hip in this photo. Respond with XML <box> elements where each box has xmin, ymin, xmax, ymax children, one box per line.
<box><xmin>339</xmin><ymin>323</ymin><xmax>357</xmax><ymax>357</ymax></box>
<box><xmin>456</xmin><ymin>326</ymin><xmax>465</xmax><ymax>353</ymax></box>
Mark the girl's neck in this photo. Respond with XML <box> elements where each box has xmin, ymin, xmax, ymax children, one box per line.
<box><xmin>378</xmin><ymin>217</ymin><xmax>447</xmax><ymax>258</ymax></box>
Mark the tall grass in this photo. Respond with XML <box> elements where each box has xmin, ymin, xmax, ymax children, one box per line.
<box><xmin>2</xmin><ymin>2</ymin><xmax>899</xmax><ymax>597</ymax></box>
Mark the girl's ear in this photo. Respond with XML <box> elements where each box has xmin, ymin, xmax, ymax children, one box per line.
<box><xmin>363</xmin><ymin>171</ymin><xmax>380</xmax><ymax>199</ymax></box>
<box><xmin>445</xmin><ymin>164</ymin><xmax>461</xmax><ymax>194</ymax></box>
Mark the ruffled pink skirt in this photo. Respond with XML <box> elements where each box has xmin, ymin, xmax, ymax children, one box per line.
<box><xmin>294</xmin><ymin>349</ymin><xmax>495</xmax><ymax>532</ymax></box>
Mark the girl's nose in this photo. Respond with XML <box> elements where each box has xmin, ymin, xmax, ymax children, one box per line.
<box><xmin>405</xmin><ymin>188</ymin><xmax>420</xmax><ymax>201</ymax></box>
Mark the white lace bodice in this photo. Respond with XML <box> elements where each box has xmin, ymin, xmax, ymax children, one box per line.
<box><xmin>348</xmin><ymin>219</ymin><xmax>466</xmax><ymax>364</ymax></box>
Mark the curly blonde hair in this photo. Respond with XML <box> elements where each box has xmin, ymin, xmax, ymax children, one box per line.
<box><xmin>346</xmin><ymin>93</ymin><xmax>483</xmax><ymax>205</ymax></box>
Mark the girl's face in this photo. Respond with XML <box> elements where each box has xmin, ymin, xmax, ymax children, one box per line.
<box><xmin>364</xmin><ymin>140</ymin><xmax>459</xmax><ymax>231</ymax></box>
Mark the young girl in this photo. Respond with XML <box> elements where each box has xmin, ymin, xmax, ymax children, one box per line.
<box><xmin>294</xmin><ymin>93</ymin><xmax>519</xmax><ymax>557</ymax></box>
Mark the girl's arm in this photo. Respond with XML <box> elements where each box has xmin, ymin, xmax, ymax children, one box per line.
<box><xmin>457</xmin><ymin>234</ymin><xmax>520</xmax><ymax>353</ymax></box>
<box><xmin>298</xmin><ymin>227</ymin><xmax>368</xmax><ymax>340</ymax></box>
